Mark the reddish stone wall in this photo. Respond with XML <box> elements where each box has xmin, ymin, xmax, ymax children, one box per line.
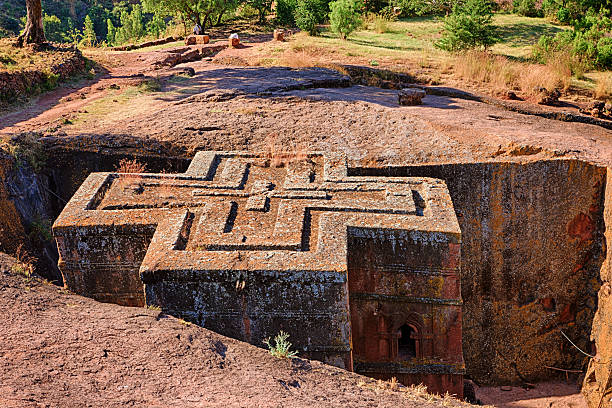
<box><xmin>583</xmin><ymin>167</ymin><xmax>612</xmax><ymax>408</ymax></box>
<box><xmin>347</xmin><ymin>230</ymin><xmax>464</xmax><ymax>396</ymax></box>
<box><xmin>356</xmin><ymin>159</ymin><xmax>607</xmax><ymax>384</ymax></box>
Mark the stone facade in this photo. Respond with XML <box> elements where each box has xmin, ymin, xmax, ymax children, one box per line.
<box><xmin>53</xmin><ymin>151</ymin><xmax>463</xmax><ymax>397</ymax></box>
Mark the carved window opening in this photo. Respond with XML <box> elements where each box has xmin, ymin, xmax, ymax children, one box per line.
<box><xmin>398</xmin><ymin>324</ymin><xmax>418</xmax><ymax>360</ymax></box>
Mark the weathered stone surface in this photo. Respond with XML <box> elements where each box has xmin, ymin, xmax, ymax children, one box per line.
<box><xmin>399</xmin><ymin>88</ymin><xmax>426</xmax><ymax>106</ymax></box>
<box><xmin>176</xmin><ymin>67</ymin><xmax>351</xmax><ymax>104</ymax></box>
<box><xmin>583</xmin><ymin>167</ymin><xmax>612</xmax><ymax>408</ymax></box>
<box><xmin>357</xmin><ymin>159</ymin><xmax>607</xmax><ymax>385</ymax></box>
<box><xmin>53</xmin><ymin>151</ymin><xmax>463</xmax><ymax>397</ymax></box>
<box><xmin>185</xmin><ymin>35</ymin><xmax>210</xmax><ymax>45</ymax></box>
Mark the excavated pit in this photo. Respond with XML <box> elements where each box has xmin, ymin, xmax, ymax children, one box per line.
<box><xmin>1</xmin><ymin>145</ymin><xmax>609</xmax><ymax>403</ymax></box>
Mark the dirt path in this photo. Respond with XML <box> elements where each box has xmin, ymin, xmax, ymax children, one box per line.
<box><xmin>0</xmin><ymin>257</ymin><xmax>473</xmax><ymax>408</ymax></box>
<box><xmin>477</xmin><ymin>382</ymin><xmax>587</xmax><ymax>408</ymax></box>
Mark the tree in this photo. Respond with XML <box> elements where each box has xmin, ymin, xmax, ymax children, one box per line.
<box><xmin>107</xmin><ymin>18</ymin><xmax>116</xmax><ymax>44</ymax></box>
<box><xmin>17</xmin><ymin>0</ymin><xmax>46</xmax><ymax>46</ymax></box>
<box><xmin>435</xmin><ymin>0</ymin><xmax>497</xmax><ymax>51</ymax></box>
<box><xmin>249</xmin><ymin>0</ymin><xmax>273</xmax><ymax>24</ymax></box>
<box><xmin>295</xmin><ymin>0</ymin><xmax>327</xmax><ymax>35</ymax></box>
<box><xmin>277</xmin><ymin>0</ymin><xmax>298</xmax><ymax>25</ymax></box>
<box><xmin>329</xmin><ymin>0</ymin><xmax>361</xmax><ymax>39</ymax></box>
<box><xmin>81</xmin><ymin>15</ymin><xmax>97</xmax><ymax>47</ymax></box>
<box><xmin>142</xmin><ymin>0</ymin><xmax>230</xmax><ymax>30</ymax></box>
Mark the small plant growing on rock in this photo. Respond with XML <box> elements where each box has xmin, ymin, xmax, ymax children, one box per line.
<box><xmin>138</xmin><ymin>77</ymin><xmax>162</xmax><ymax>93</ymax></box>
<box><xmin>11</xmin><ymin>244</ymin><xmax>35</xmax><ymax>280</ymax></box>
<box><xmin>116</xmin><ymin>158</ymin><xmax>147</xmax><ymax>174</ymax></box>
<box><xmin>263</xmin><ymin>331</ymin><xmax>298</xmax><ymax>359</ymax></box>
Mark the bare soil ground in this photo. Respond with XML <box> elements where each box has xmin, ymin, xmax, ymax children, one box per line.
<box><xmin>0</xmin><ymin>255</ymin><xmax>472</xmax><ymax>408</ymax></box>
<box><xmin>1</xmin><ymin>41</ymin><xmax>611</xmax><ymax>168</ymax></box>
<box><xmin>476</xmin><ymin>383</ymin><xmax>586</xmax><ymax>408</ymax></box>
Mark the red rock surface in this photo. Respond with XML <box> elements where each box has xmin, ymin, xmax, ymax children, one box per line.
<box><xmin>0</xmin><ymin>255</ymin><xmax>475</xmax><ymax>408</ymax></box>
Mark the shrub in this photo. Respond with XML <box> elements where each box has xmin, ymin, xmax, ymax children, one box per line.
<box><xmin>330</xmin><ymin>0</ymin><xmax>362</xmax><ymax>39</ymax></box>
<box><xmin>533</xmin><ymin>12</ymin><xmax>612</xmax><ymax>70</ymax></box>
<box><xmin>596</xmin><ymin>36</ymin><xmax>612</xmax><ymax>67</ymax></box>
<box><xmin>277</xmin><ymin>0</ymin><xmax>298</xmax><ymax>25</ymax></box>
<box><xmin>296</xmin><ymin>0</ymin><xmax>327</xmax><ymax>35</ymax></box>
<box><xmin>263</xmin><ymin>331</ymin><xmax>298</xmax><ymax>359</ymax></box>
<box><xmin>43</xmin><ymin>14</ymin><xmax>69</xmax><ymax>43</ymax></box>
<box><xmin>81</xmin><ymin>15</ymin><xmax>97</xmax><ymax>47</ymax></box>
<box><xmin>512</xmin><ymin>0</ymin><xmax>542</xmax><ymax>17</ymax></box>
<box><xmin>435</xmin><ymin>0</ymin><xmax>498</xmax><ymax>51</ymax></box>
<box><xmin>393</xmin><ymin>0</ymin><xmax>454</xmax><ymax>16</ymax></box>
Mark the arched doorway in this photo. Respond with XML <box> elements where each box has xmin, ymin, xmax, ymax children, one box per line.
<box><xmin>397</xmin><ymin>324</ymin><xmax>417</xmax><ymax>360</ymax></box>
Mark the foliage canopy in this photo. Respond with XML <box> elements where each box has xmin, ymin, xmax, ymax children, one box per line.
<box><xmin>435</xmin><ymin>0</ymin><xmax>498</xmax><ymax>51</ymax></box>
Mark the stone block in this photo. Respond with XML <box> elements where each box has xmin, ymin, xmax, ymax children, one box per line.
<box><xmin>274</xmin><ymin>29</ymin><xmax>285</xmax><ymax>42</ymax></box>
<box><xmin>53</xmin><ymin>151</ymin><xmax>464</xmax><ymax>397</ymax></box>
<box><xmin>398</xmin><ymin>88</ymin><xmax>426</xmax><ymax>106</ymax></box>
<box><xmin>229</xmin><ymin>33</ymin><xmax>240</xmax><ymax>48</ymax></box>
<box><xmin>185</xmin><ymin>35</ymin><xmax>210</xmax><ymax>45</ymax></box>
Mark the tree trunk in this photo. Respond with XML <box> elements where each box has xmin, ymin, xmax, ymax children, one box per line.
<box><xmin>16</xmin><ymin>0</ymin><xmax>46</xmax><ymax>46</ymax></box>
<box><xmin>202</xmin><ymin>12</ymin><xmax>211</xmax><ymax>30</ymax></box>
<box><xmin>216</xmin><ymin>9</ymin><xmax>225</xmax><ymax>26</ymax></box>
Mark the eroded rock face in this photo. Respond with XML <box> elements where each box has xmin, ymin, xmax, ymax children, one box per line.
<box><xmin>583</xmin><ymin>167</ymin><xmax>612</xmax><ymax>408</ymax></box>
<box><xmin>358</xmin><ymin>160</ymin><xmax>607</xmax><ymax>385</ymax></box>
<box><xmin>52</xmin><ymin>151</ymin><xmax>464</xmax><ymax>397</ymax></box>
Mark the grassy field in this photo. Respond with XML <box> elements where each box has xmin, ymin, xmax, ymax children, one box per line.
<box><xmin>290</xmin><ymin>14</ymin><xmax>569</xmax><ymax>62</ymax></box>
<box><xmin>0</xmin><ymin>38</ymin><xmax>58</xmax><ymax>72</ymax></box>
<box><xmin>249</xmin><ymin>13</ymin><xmax>610</xmax><ymax>99</ymax></box>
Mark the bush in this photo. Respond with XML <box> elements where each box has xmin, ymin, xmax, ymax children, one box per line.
<box><xmin>393</xmin><ymin>0</ymin><xmax>454</xmax><ymax>16</ymax></box>
<box><xmin>295</xmin><ymin>0</ymin><xmax>327</xmax><ymax>35</ymax></box>
<box><xmin>329</xmin><ymin>0</ymin><xmax>361</xmax><ymax>39</ymax></box>
<box><xmin>513</xmin><ymin>0</ymin><xmax>542</xmax><ymax>17</ymax></box>
<box><xmin>534</xmin><ymin>12</ymin><xmax>612</xmax><ymax>70</ymax></box>
<box><xmin>277</xmin><ymin>0</ymin><xmax>298</xmax><ymax>25</ymax></box>
<box><xmin>435</xmin><ymin>0</ymin><xmax>497</xmax><ymax>51</ymax></box>
<box><xmin>596</xmin><ymin>36</ymin><xmax>612</xmax><ymax>67</ymax></box>
<box><xmin>81</xmin><ymin>15</ymin><xmax>97</xmax><ymax>47</ymax></box>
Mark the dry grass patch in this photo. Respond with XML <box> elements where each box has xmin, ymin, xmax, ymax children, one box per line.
<box><xmin>280</xmin><ymin>50</ymin><xmax>322</xmax><ymax>68</ymax></box>
<box><xmin>452</xmin><ymin>50</ymin><xmax>572</xmax><ymax>97</ymax></box>
<box><xmin>594</xmin><ymin>74</ymin><xmax>612</xmax><ymax>101</ymax></box>
<box><xmin>115</xmin><ymin>158</ymin><xmax>147</xmax><ymax>189</ymax></box>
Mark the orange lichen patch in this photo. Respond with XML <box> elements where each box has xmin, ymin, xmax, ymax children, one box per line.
<box><xmin>0</xmin><ymin>155</ymin><xmax>28</xmax><ymax>254</ymax></box>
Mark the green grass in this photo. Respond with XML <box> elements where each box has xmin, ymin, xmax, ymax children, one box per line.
<box><xmin>309</xmin><ymin>15</ymin><xmax>568</xmax><ymax>60</ymax></box>
<box><xmin>287</xmin><ymin>14</ymin><xmax>562</xmax><ymax>60</ymax></box>
<box><xmin>0</xmin><ymin>38</ymin><xmax>55</xmax><ymax>72</ymax></box>
<box><xmin>491</xmin><ymin>14</ymin><xmax>568</xmax><ymax>59</ymax></box>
